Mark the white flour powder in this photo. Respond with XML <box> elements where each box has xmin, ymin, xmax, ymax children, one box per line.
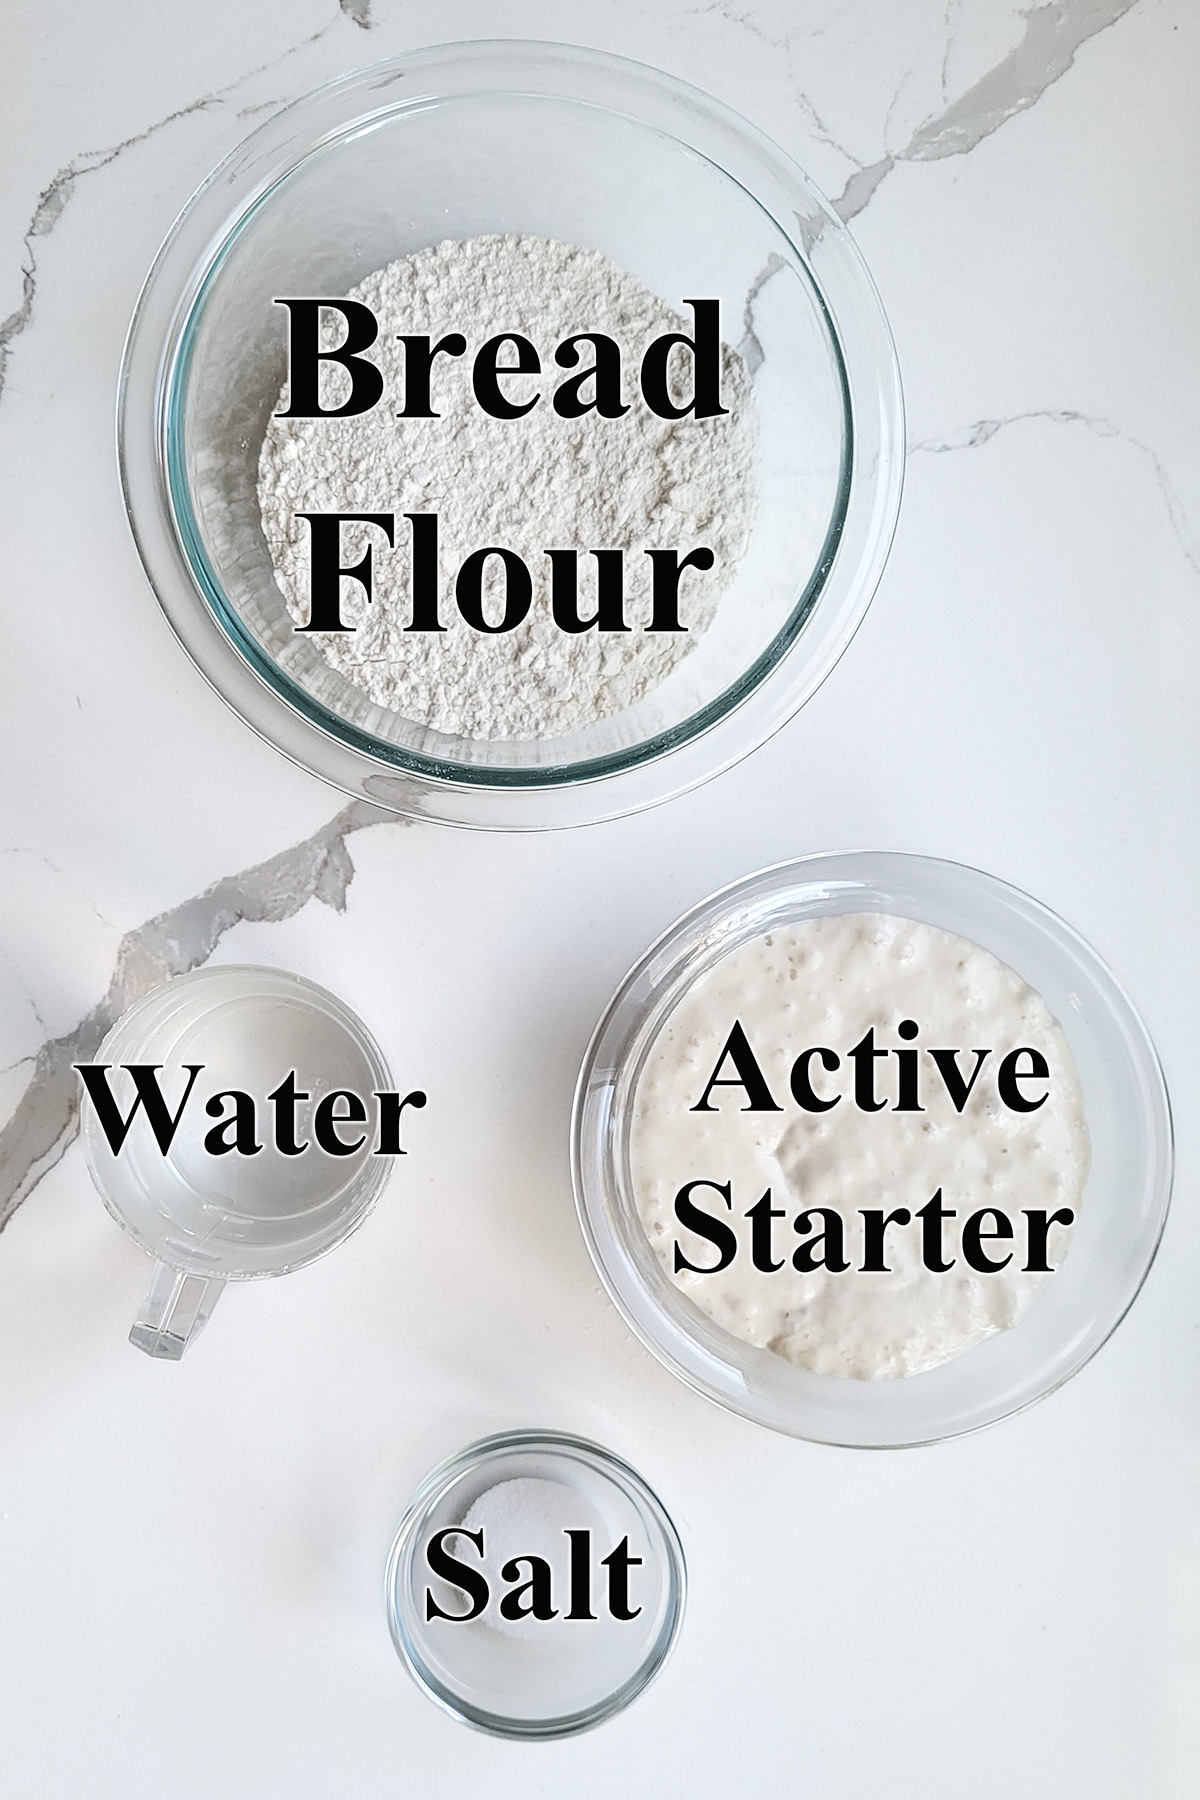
<box><xmin>258</xmin><ymin>235</ymin><xmax>759</xmax><ymax>740</ymax></box>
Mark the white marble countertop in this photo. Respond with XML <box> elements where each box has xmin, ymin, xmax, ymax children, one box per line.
<box><xmin>2</xmin><ymin>2</ymin><xmax>1198</xmax><ymax>1793</ymax></box>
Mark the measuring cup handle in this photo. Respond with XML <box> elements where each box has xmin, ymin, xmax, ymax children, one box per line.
<box><xmin>128</xmin><ymin>1261</ymin><xmax>226</xmax><ymax>1360</ymax></box>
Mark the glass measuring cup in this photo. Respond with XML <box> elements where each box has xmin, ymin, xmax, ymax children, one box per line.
<box><xmin>79</xmin><ymin>965</ymin><xmax>397</xmax><ymax>1358</ymax></box>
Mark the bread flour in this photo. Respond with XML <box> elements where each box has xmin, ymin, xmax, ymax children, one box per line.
<box><xmin>257</xmin><ymin>235</ymin><xmax>759</xmax><ymax>741</ymax></box>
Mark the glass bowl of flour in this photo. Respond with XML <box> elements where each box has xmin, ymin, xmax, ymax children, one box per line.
<box><xmin>118</xmin><ymin>41</ymin><xmax>902</xmax><ymax>828</ymax></box>
<box><xmin>572</xmin><ymin>853</ymin><xmax>1173</xmax><ymax>1446</ymax></box>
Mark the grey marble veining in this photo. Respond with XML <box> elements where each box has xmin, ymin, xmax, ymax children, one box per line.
<box><xmin>0</xmin><ymin>108</ymin><xmax>213</xmax><ymax>402</ymax></box>
<box><xmin>834</xmin><ymin>0</ymin><xmax>1141</xmax><ymax>218</ymax></box>
<box><xmin>737</xmin><ymin>253</ymin><xmax>787</xmax><ymax>376</ymax></box>
<box><xmin>0</xmin><ymin>9</ymin><xmax>354</xmax><ymax>402</ymax></box>
<box><xmin>911</xmin><ymin>410</ymin><xmax>1200</xmax><ymax>579</ymax></box>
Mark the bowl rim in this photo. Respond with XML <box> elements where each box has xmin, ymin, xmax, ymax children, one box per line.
<box><xmin>382</xmin><ymin>1427</ymin><xmax>687</xmax><ymax>1738</ymax></box>
<box><xmin>117</xmin><ymin>38</ymin><xmax>904</xmax><ymax>829</ymax></box>
<box><xmin>570</xmin><ymin>850</ymin><xmax>1175</xmax><ymax>1447</ymax></box>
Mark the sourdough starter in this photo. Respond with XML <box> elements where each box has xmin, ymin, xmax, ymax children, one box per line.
<box><xmin>630</xmin><ymin>913</ymin><xmax>1090</xmax><ymax>1379</ymax></box>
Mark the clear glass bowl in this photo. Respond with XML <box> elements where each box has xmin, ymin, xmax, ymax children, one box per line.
<box><xmin>384</xmin><ymin>1431</ymin><xmax>685</xmax><ymax>1737</ymax></box>
<box><xmin>118</xmin><ymin>40</ymin><xmax>903</xmax><ymax>829</ymax></box>
<box><xmin>82</xmin><ymin>964</ymin><xmax>395</xmax><ymax>1280</ymax></box>
<box><xmin>80</xmin><ymin>965</ymin><xmax>397</xmax><ymax>1357</ymax></box>
<box><xmin>571</xmin><ymin>853</ymin><xmax>1174</xmax><ymax>1446</ymax></box>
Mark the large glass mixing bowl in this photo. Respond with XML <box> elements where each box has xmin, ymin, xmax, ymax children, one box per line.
<box><xmin>119</xmin><ymin>41</ymin><xmax>903</xmax><ymax>828</ymax></box>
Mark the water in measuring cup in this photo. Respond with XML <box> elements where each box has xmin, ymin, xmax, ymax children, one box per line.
<box><xmin>86</xmin><ymin>966</ymin><xmax>389</xmax><ymax>1277</ymax></box>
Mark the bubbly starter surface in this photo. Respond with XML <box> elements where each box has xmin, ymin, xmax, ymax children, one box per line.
<box><xmin>629</xmin><ymin>913</ymin><xmax>1091</xmax><ymax>1379</ymax></box>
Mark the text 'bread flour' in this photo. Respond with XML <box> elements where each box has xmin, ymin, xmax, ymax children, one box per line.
<box><xmin>258</xmin><ymin>235</ymin><xmax>760</xmax><ymax>741</ymax></box>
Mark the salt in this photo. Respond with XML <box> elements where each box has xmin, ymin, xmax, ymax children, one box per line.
<box><xmin>459</xmin><ymin>1477</ymin><xmax>607</xmax><ymax>1642</ymax></box>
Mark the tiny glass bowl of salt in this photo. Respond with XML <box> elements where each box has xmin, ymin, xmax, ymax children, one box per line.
<box><xmin>118</xmin><ymin>40</ymin><xmax>902</xmax><ymax>829</ymax></box>
<box><xmin>572</xmin><ymin>852</ymin><xmax>1173</xmax><ymax>1447</ymax></box>
<box><xmin>384</xmin><ymin>1431</ymin><xmax>685</xmax><ymax>1737</ymax></box>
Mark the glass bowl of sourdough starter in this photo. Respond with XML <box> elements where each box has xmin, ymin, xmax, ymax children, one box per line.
<box><xmin>118</xmin><ymin>40</ymin><xmax>902</xmax><ymax>829</ymax></box>
<box><xmin>571</xmin><ymin>853</ymin><xmax>1173</xmax><ymax>1447</ymax></box>
<box><xmin>384</xmin><ymin>1431</ymin><xmax>685</xmax><ymax>1737</ymax></box>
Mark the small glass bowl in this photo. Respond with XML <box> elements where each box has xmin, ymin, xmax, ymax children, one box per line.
<box><xmin>80</xmin><ymin>964</ymin><xmax>397</xmax><ymax>1357</ymax></box>
<box><xmin>384</xmin><ymin>1431</ymin><xmax>686</xmax><ymax>1737</ymax></box>
<box><xmin>82</xmin><ymin>964</ymin><xmax>395</xmax><ymax>1279</ymax></box>
<box><xmin>571</xmin><ymin>852</ymin><xmax>1174</xmax><ymax>1447</ymax></box>
<box><xmin>118</xmin><ymin>40</ymin><xmax>903</xmax><ymax>829</ymax></box>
